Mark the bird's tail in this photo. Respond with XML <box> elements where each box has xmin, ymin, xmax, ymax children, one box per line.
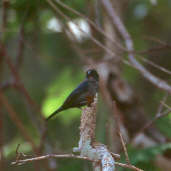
<box><xmin>46</xmin><ymin>107</ymin><xmax>64</xmax><ymax>121</ymax></box>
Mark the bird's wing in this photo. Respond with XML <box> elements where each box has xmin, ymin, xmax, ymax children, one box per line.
<box><xmin>61</xmin><ymin>80</ymin><xmax>89</xmax><ymax>109</ymax></box>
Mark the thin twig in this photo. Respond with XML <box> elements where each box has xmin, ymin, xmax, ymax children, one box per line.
<box><xmin>12</xmin><ymin>153</ymin><xmax>95</xmax><ymax>166</ymax></box>
<box><xmin>55</xmin><ymin>0</ymin><xmax>126</xmax><ymax>52</ymax></box>
<box><xmin>55</xmin><ymin>0</ymin><xmax>171</xmax><ymax>63</ymax></box>
<box><xmin>133</xmin><ymin>95</ymin><xmax>170</xmax><ymax>139</ymax></box>
<box><xmin>118</xmin><ymin>131</ymin><xmax>130</xmax><ymax>164</ymax></box>
<box><xmin>0</xmin><ymin>80</ymin><xmax>18</xmax><ymax>90</ymax></box>
<box><xmin>46</xmin><ymin>0</ymin><xmax>97</xmax><ymax>66</ymax></box>
<box><xmin>0</xmin><ymin>42</ymin><xmax>51</xmax><ymax>171</ymax></box>
<box><xmin>0</xmin><ymin>4</ymin><xmax>8</xmax><ymax>165</ymax></box>
<box><xmin>1</xmin><ymin>0</ymin><xmax>9</xmax><ymax>33</ymax></box>
<box><xmin>112</xmin><ymin>102</ymin><xmax>130</xmax><ymax>165</ymax></box>
<box><xmin>143</xmin><ymin>36</ymin><xmax>170</xmax><ymax>46</ymax></box>
<box><xmin>0</xmin><ymin>43</ymin><xmax>39</xmax><ymax>113</ymax></box>
<box><xmin>161</xmin><ymin>102</ymin><xmax>171</xmax><ymax>111</ymax></box>
<box><xmin>157</xmin><ymin>94</ymin><xmax>168</xmax><ymax>114</ymax></box>
<box><xmin>139</xmin><ymin>45</ymin><xmax>171</xmax><ymax>55</ymax></box>
<box><xmin>143</xmin><ymin>109</ymin><xmax>170</xmax><ymax>131</ymax></box>
<box><xmin>0</xmin><ymin>42</ymin><xmax>46</xmax><ymax>132</ymax></box>
<box><xmin>138</xmin><ymin>55</ymin><xmax>171</xmax><ymax>75</ymax></box>
<box><xmin>47</xmin><ymin>0</ymin><xmax>117</xmax><ymax>59</ymax></box>
<box><xmin>11</xmin><ymin>152</ymin><xmax>143</xmax><ymax>171</ymax></box>
<box><xmin>0</xmin><ymin>50</ymin><xmax>4</xmax><ymax>168</ymax></box>
<box><xmin>15</xmin><ymin>144</ymin><xmax>27</xmax><ymax>162</ymax></box>
<box><xmin>15</xmin><ymin>8</ymin><xmax>30</xmax><ymax>69</ymax></box>
<box><xmin>115</xmin><ymin>162</ymin><xmax>144</xmax><ymax>171</ymax></box>
<box><xmin>110</xmin><ymin>152</ymin><xmax>120</xmax><ymax>160</ymax></box>
<box><xmin>16</xmin><ymin>22</ymin><xmax>25</xmax><ymax>69</ymax></box>
<box><xmin>0</xmin><ymin>91</ymin><xmax>37</xmax><ymax>151</ymax></box>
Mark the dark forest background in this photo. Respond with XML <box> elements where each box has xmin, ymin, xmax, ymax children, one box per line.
<box><xmin>0</xmin><ymin>0</ymin><xmax>171</xmax><ymax>170</ymax></box>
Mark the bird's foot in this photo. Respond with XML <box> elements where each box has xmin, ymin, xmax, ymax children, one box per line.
<box><xmin>73</xmin><ymin>147</ymin><xmax>81</xmax><ymax>153</ymax></box>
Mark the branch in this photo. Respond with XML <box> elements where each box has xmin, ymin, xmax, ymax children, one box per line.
<box><xmin>12</xmin><ymin>153</ymin><xmax>94</xmax><ymax>166</ymax></box>
<box><xmin>0</xmin><ymin>43</ymin><xmax>40</xmax><ymax>114</ymax></box>
<box><xmin>0</xmin><ymin>91</ymin><xmax>37</xmax><ymax>151</ymax></box>
<box><xmin>138</xmin><ymin>55</ymin><xmax>171</xmax><ymax>76</ymax></box>
<box><xmin>112</xmin><ymin>102</ymin><xmax>130</xmax><ymax>164</ymax></box>
<box><xmin>139</xmin><ymin>44</ymin><xmax>171</xmax><ymax>55</ymax></box>
<box><xmin>101</xmin><ymin>0</ymin><xmax>171</xmax><ymax>94</ymax></box>
<box><xmin>1</xmin><ymin>0</ymin><xmax>9</xmax><ymax>33</ymax></box>
<box><xmin>161</xmin><ymin>102</ymin><xmax>171</xmax><ymax>111</ymax></box>
<box><xmin>115</xmin><ymin>162</ymin><xmax>143</xmax><ymax>171</ymax></box>
<box><xmin>46</xmin><ymin>0</ymin><xmax>117</xmax><ymax>58</ymax></box>
<box><xmin>133</xmin><ymin>95</ymin><xmax>171</xmax><ymax>139</ymax></box>
<box><xmin>0</xmin><ymin>41</ymin><xmax>46</xmax><ymax>135</ymax></box>
<box><xmin>143</xmin><ymin>36</ymin><xmax>170</xmax><ymax>46</ymax></box>
<box><xmin>0</xmin><ymin>80</ymin><xmax>18</xmax><ymax>90</ymax></box>
<box><xmin>11</xmin><ymin>144</ymin><xmax>142</xmax><ymax>171</ymax></box>
<box><xmin>16</xmin><ymin>22</ymin><xmax>25</xmax><ymax>69</ymax></box>
<box><xmin>15</xmin><ymin>8</ymin><xmax>30</xmax><ymax>69</ymax></box>
<box><xmin>55</xmin><ymin>0</ymin><xmax>125</xmax><ymax>52</ymax></box>
<box><xmin>11</xmin><ymin>151</ymin><xmax>142</xmax><ymax>171</ymax></box>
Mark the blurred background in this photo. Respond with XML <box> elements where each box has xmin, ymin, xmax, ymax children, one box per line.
<box><xmin>0</xmin><ymin>0</ymin><xmax>171</xmax><ymax>170</ymax></box>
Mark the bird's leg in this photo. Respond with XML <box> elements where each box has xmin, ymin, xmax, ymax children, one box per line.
<box><xmin>87</xmin><ymin>96</ymin><xmax>94</xmax><ymax>107</ymax></box>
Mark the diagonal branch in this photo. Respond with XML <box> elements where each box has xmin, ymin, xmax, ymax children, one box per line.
<box><xmin>46</xmin><ymin>0</ymin><xmax>117</xmax><ymax>58</ymax></box>
<box><xmin>0</xmin><ymin>91</ymin><xmax>37</xmax><ymax>151</ymax></box>
<box><xmin>0</xmin><ymin>41</ymin><xmax>48</xmax><ymax>157</ymax></box>
<box><xmin>15</xmin><ymin>22</ymin><xmax>25</xmax><ymax>69</ymax></box>
<box><xmin>55</xmin><ymin>0</ymin><xmax>125</xmax><ymax>52</ymax></box>
<box><xmin>133</xmin><ymin>94</ymin><xmax>170</xmax><ymax>142</ymax></box>
<box><xmin>1</xmin><ymin>0</ymin><xmax>9</xmax><ymax>34</ymax></box>
<box><xmin>101</xmin><ymin>0</ymin><xmax>171</xmax><ymax>94</ymax></box>
<box><xmin>138</xmin><ymin>55</ymin><xmax>171</xmax><ymax>76</ymax></box>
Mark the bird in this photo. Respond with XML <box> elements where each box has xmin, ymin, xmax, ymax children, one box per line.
<box><xmin>46</xmin><ymin>69</ymin><xmax>99</xmax><ymax>121</ymax></box>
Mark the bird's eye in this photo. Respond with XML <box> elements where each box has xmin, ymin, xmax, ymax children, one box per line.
<box><xmin>87</xmin><ymin>71</ymin><xmax>91</xmax><ymax>75</ymax></box>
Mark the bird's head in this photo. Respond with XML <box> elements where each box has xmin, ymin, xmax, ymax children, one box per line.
<box><xmin>86</xmin><ymin>69</ymin><xmax>99</xmax><ymax>81</ymax></box>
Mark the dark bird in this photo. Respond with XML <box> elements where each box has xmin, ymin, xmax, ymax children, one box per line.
<box><xmin>46</xmin><ymin>69</ymin><xmax>99</xmax><ymax>121</ymax></box>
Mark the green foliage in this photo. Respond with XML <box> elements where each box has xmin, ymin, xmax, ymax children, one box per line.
<box><xmin>58</xmin><ymin>159</ymin><xmax>84</xmax><ymax>171</ymax></box>
<box><xmin>128</xmin><ymin>143</ymin><xmax>171</xmax><ymax>164</ymax></box>
<box><xmin>123</xmin><ymin>62</ymin><xmax>139</xmax><ymax>85</ymax></box>
<box><xmin>119</xmin><ymin>144</ymin><xmax>171</xmax><ymax>170</ymax></box>
<box><xmin>156</xmin><ymin>116</ymin><xmax>171</xmax><ymax>138</ymax></box>
<box><xmin>42</xmin><ymin>68</ymin><xmax>84</xmax><ymax>124</ymax></box>
<box><xmin>168</xmin><ymin>112</ymin><xmax>171</xmax><ymax>119</ymax></box>
<box><xmin>60</xmin><ymin>0</ymin><xmax>86</xmax><ymax>17</ymax></box>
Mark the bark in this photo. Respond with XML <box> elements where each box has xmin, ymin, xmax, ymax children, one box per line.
<box><xmin>74</xmin><ymin>96</ymin><xmax>115</xmax><ymax>171</ymax></box>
